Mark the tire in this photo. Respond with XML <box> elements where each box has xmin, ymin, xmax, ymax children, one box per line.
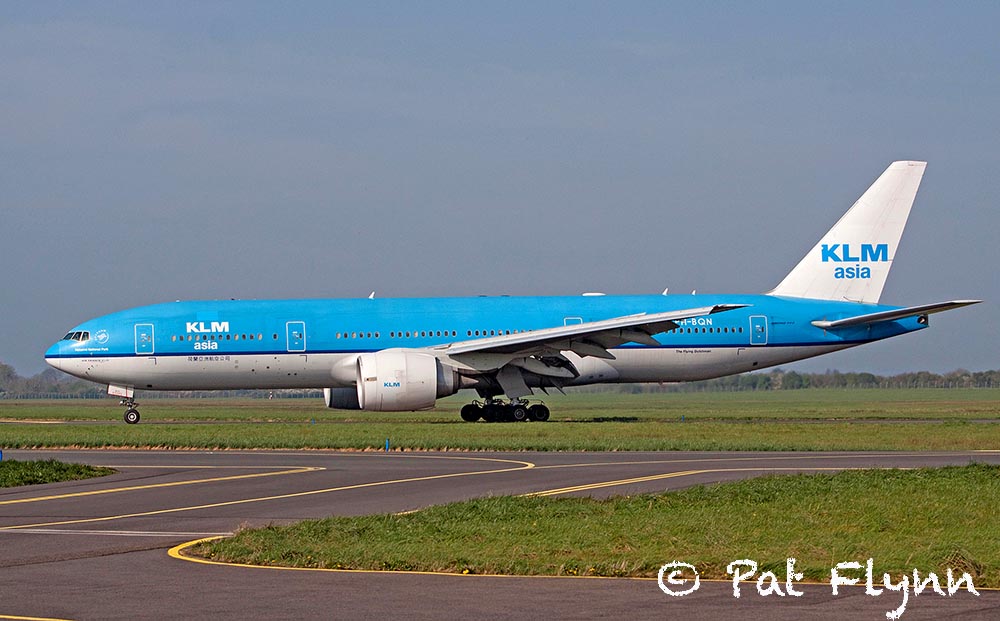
<box><xmin>124</xmin><ymin>409</ymin><xmax>140</xmax><ymax>424</ymax></box>
<box><xmin>528</xmin><ymin>404</ymin><xmax>550</xmax><ymax>422</ymax></box>
<box><xmin>510</xmin><ymin>406</ymin><xmax>529</xmax><ymax>422</ymax></box>
<box><xmin>460</xmin><ymin>404</ymin><xmax>481</xmax><ymax>422</ymax></box>
<box><xmin>481</xmin><ymin>404</ymin><xmax>499</xmax><ymax>423</ymax></box>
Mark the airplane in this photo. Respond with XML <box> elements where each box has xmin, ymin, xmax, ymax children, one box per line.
<box><xmin>45</xmin><ymin>161</ymin><xmax>980</xmax><ymax>424</ymax></box>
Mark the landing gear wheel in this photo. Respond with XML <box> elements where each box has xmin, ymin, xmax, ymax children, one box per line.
<box><xmin>124</xmin><ymin>409</ymin><xmax>140</xmax><ymax>424</ymax></box>
<box><xmin>481</xmin><ymin>404</ymin><xmax>500</xmax><ymax>423</ymax></box>
<box><xmin>510</xmin><ymin>405</ymin><xmax>529</xmax><ymax>422</ymax></box>
<box><xmin>460</xmin><ymin>404</ymin><xmax>481</xmax><ymax>422</ymax></box>
<box><xmin>528</xmin><ymin>404</ymin><xmax>550</xmax><ymax>422</ymax></box>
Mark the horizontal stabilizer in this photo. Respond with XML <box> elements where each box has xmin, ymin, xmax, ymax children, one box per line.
<box><xmin>811</xmin><ymin>300</ymin><xmax>981</xmax><ymax>329</ymax></box>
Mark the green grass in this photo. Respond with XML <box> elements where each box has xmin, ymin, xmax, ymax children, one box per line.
<box><xmin>195</xmin><ymin>464</ymin><xmax>1000</xmax><ymax>586</ymax></box>
<box><xmin>1</xmin><ymin>420</ymin><xmax>1000</xmax><ymax>451</ymax></box>
<box><xmin>3</xmin><ymin>389</ymin><xmax>999</xmax><ymax>422</ymax></box>
<box><xmin>1</xmin><ymin>390</ymin><xmax>999</xmax><ymax>451</ymax></box>
<box><xmin>0</xmin><ymin>459</ymin><xmax>115</xmax><ymax>487</ymax></box>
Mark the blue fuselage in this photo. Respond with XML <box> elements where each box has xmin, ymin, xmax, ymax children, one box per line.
<box><xmin>45</xmin><ymin>294</ymin><xmax>923</xmax><ymax>392</ymax></box>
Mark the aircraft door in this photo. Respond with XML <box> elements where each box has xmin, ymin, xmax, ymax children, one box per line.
<box><xmin>286</xmin><ymin>321</ymin><xmax>306</xmax><ymax>352</ymax></box>
<box><xmin>135</xmin><ymin>324</ymin><xmax>155</xmax><ymax>354</ymax></box>
<box><xmin>749</xmin><ymin>316</ymin><xmax>768</xmax><ymax>345</ymax></box>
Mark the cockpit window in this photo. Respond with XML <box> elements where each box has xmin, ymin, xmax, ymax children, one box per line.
<box><xmin>62</xmin><ymin>331</ymin><xmax>90</xmax><ymax>342</ymax></box>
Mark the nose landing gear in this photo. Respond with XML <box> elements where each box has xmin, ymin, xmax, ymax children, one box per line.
<box><xmin>120</xmin><ymin>398</ymin><xmax>140</xmax><ymax>424</ymax></box>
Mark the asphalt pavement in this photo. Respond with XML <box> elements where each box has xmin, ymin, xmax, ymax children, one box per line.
<box><xmin>1</xmin><ymin>449</ymin><xmax>997</xmax><ymax>620</ymax></box>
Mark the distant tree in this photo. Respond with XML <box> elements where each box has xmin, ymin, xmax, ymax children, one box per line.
<box><xmin>0</xmin><ymin>362</ymin><xmax>20</xmax><ymax>390</ymax></box>
<box><xmin>782</xmin><ymin>371</ymin><xmax>804</xmax><ymax>389</ymax></box>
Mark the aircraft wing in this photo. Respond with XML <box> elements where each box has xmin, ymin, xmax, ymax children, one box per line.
<box><xmin>810</xmin><ymin>300</ymin><xmax>981</xmax><ymax>329</ymax></box>
<box><xmin>433</xmin><ymin>304</ymin><xmax>748</xmax><ymax>364</ymax></box>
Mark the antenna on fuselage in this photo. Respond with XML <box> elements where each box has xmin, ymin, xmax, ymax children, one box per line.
<box><xmin>368</xmin><ymin>291</ymin><xmax>376</xmax><ymax>299</ymax></box>
<box><xmin>661</xmin><ymin>287</ymin><xmax>669</xmax><ymax>295</ymax></box>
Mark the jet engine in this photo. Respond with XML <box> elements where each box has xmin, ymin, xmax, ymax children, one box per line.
<box><xmin>326</xmin><ymin>350</ymin><xmax>460</xmax><ymax>411</ymax></box>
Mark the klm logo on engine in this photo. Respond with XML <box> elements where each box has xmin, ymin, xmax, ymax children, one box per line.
<box><xmin>820</xmin><ymin>243</ymin><xmax>888</xmax><ymax>279</ymax></box>
<box><xmin>384</xmin><ymin>381</ymin><xmax>401</xmax><ymax>388</ymax></box>
<box><xmin>186</xmin><ymin>321</ymin><xmax>230</xmax><ymax>333</ymax></box>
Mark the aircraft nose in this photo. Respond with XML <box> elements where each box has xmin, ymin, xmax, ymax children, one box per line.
<box><xmin>44</xmin><ymin>342</ymin><xmax>64</xmax><ymax>371</ymax></box>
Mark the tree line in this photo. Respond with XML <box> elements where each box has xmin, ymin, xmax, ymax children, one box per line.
<box><xmin>577</xmin><ymin>368</ymin><xmax>1000</xmax><ymax>393</ymax></box>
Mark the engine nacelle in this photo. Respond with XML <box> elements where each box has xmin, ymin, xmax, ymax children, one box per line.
<box><xmin>324</xmin><ymin>387</ymin><xmax>360</xmax><ymax>410</ymax></box>
<box><xmin>354</xmin><ymin>351</ymin><xmax>459</xmax><ymax>411</ymax></box>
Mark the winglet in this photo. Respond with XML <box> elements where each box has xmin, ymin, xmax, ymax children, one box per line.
<box><xmin>769</xmin><ymin>161</ymin><xmax>926</xmax><ymax>304</ymax></box>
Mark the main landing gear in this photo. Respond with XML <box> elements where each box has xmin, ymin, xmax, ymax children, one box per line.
<box><xmin>460</xmin><ymin>399</ymin><xmax>550</xmax><ymax>423</ymax></box>
<box><xmin>120</xmin><ymin>398</ymin><xmax>140</xmax><ymax>424</ymax></box>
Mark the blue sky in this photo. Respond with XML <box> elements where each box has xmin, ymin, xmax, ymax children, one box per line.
<box><xmin>2</xmin><ymin>2</ymin><xmax>997</xmax><ymax>375</ymax></box>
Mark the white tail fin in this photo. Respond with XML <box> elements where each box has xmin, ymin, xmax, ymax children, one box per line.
<box><xmin>768</xmin><ymin>161</ymin><xmax>927</xmax><ymax>304</ymax></box>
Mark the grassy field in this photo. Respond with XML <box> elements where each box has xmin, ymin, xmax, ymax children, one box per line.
<box><xmin>0</xmin><ymin>389</ymin><xmax>998</xmax><ymax>451</ymax></box>
<box><xmin>0</xmin><ymin>459</ymin><xmax>115</xmax><ymax>487</ymax></box>
<box><xmin>3</xmin><ymin>389</ymin><xmax>999</xmax><ymax>422</ymax></box>
<box><xmin>194</xmin><ymin>464</ymin><xmax>1000</xmax><ymax>587</ymax></box>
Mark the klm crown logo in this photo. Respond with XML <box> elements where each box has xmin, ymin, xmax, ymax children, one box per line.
<box><xmin>820</xmin><ymin>243</ymin><xmax>888</xmax><ymax>280</ymax></box>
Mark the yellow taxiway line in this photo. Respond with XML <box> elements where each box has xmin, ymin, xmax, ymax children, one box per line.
<box><xmin>0</xmin><ymin>456</ymin><xmax>534</xmax><ymax>531</ymax></box>
<box><xmin>524</xmin><ymin>466</ymin><xmax>855</xmax><ymax>497</ymax></box>
<box><xmin>0</xmin><ymin>466</ymin><xmax>323</xmax><ymax>506</ymax></box>
<box><xmin>166</xmin><ymin>535</ymin><xmax>1000</xmax><ymax>592</ymax></box>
